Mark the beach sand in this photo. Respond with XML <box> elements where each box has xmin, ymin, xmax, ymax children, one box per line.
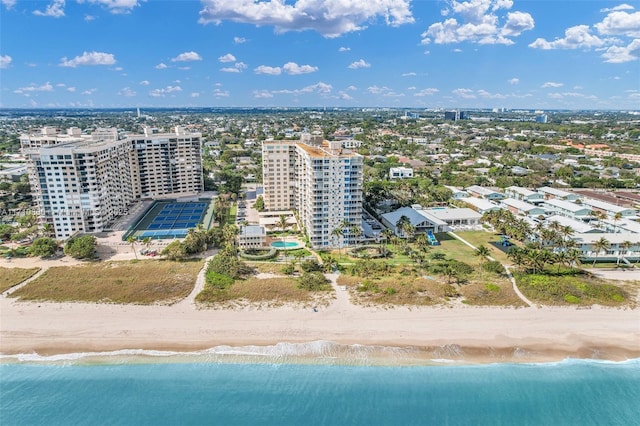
<box><xmin>1</xmin><ymin>254</ymin><xmax>639</xmax><ymax>364</ymax></box>
<box><xmin>1</xmin><ymin>294</ymin><xmax>639</xmax><ymax>363</ymax></box>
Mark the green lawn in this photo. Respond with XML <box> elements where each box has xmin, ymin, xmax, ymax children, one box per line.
<box><xmin>449</xmin><ymin>230</ymin><xmax>512</xmax><ymax>264</ymax></box>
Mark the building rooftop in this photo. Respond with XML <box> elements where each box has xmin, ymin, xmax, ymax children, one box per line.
<box><xmin>544</xmin><ymin>198</ymin><xmax>592</xmax><ymax>213</ymax></box>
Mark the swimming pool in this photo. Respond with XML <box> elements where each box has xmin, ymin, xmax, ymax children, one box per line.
<box><xmin>271</xmin><ymin>241</ymin><xmax>301</xmax><ymax>249</ymax></box>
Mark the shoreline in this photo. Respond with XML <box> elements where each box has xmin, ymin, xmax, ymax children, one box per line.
<box><xmin>2</xmin><ymin>296</ymin><xmax>639</xmax><ymax>364</ymax></box>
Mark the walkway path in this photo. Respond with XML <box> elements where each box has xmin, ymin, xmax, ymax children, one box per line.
<box><xmin>174</xmin><ymin>250</ymin><xmax>217</xmax><ymax>308</ymax></box>
<box><xmin>447</xmin><ymin>232</ymin><xmax>535</xmax><ymax>308</ymax></box>
<box><xmin>323</xmin><ymin>272</ymin><xmax>356</xmax><ymax>314</ymax></box>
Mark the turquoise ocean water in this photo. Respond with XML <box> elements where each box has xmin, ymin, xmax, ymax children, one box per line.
<box><xmin>1</xmin><ymin>353</ymin><xmax>639</xmax><ymax>425</ymax></box>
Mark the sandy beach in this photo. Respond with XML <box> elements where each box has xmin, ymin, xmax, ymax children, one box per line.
<box><xmin>2</xmin><ymin>293</ymin><xmax>639</xmax><ymax>363</ymax></box>
<box><xmin>1</xmin><ymin>252</ymin><xmax>639</xmax><ymax>364</ymax></box>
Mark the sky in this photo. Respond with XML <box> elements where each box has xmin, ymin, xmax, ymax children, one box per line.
<box><xmin>0</xmin><ymin>0</ymin><xmax>639</xmax><ymax>110</ymax></box>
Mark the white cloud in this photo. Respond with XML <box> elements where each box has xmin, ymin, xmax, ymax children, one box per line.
<box><xmin>218</xmin><ymin>53</ymin><xmax>236</xmax><ymax>63</ymax></box>
<box><xmin>452</xmin><ymin>88</ymin><xmax>476</xmax><ymax>99</ymax></box>
<box><xmin>508</xmin><ymin>77</ymin><xmax>519</xmax><ymax>85</ymax></box>
<box><xmin>0</xmin><ymin>55</ymin><xmax>11</xmax><ymax>69</ymax></box>
<box><xmin>2</xmin><ymin>0</ymin><xmax>17</xmax><ymax>8</ymax></box>
<box><xmin>233</xmin><ymin>36</ymin><xmax>247</xmax><ymax>44</ymax></box>
<box><xmin>149</xmin><ymin>85</ymin><xmax>182</xmax><ymax>97</ymax></box>
<box><xmin>60</xmin><ymin>51</ymin><xmax>116</xmax><ymax>67</ymax></box>
<box><xmin>338</xmin><ymin>91</ymin><xmax>353</xmax><ymax>100</ymax></box>
<box><xmin>348</xmin><ymin>59</ymin><xmax>370</xmax><ymax>69</ymax></box>
<box><xmin>594</xmin><ymin>10</ymin><xmax>640</xmax><ymax>37</ymax></box>
<box><xmin>541</xmin><ymin>81</ymin><xmax>563</xmax><ymax>88</ymax></box>
<box><xmin>477</xmin><ymin>89</ymin><xmax>506</xmax><ymax>99</ymax></box>
<box><xmin>213</xmin><ymin>88</ymin><xmax>230</xmax><ymax>97</ymax></box>
<box><xmin>529</xmin><ymin>25</ymin><xmax>606</xmax><ymax>50</ymax></box>
<box><xmin>253</xmin><ymin>90</ymin><xmax>274</xmax><ymax>99</ymax></box>
<box><xmin>600</xmin><ymin>4</ymin><xmax>635</xmax><ymax>13</ymax></box>
<box><xmin>283</xmin><ymin>62</ymin><xmax>318</xmax><ymax>74</ymax></box>
<box><xmin>67</xmin><ymin>87</ymin><xmax>76</xmax><ymax>92</ymax></box>
<box><xmin>84</xmin><ymin>14</ymin><xmax>96</xmax><ymax>21</ymax></box>
<box><xmin>118</xmin><ymin>87</ymin><xmax>136</xmax><ymax>97</ymax></box>
<box><xmin>414</xmin><ymin>88</ymin><xmax>439</xmax><ymax>96</ymax></box>
<box><xmin>221</xmin><ymin>62</ymin><xmax>247</xmax><ymax>73</ymax></box>
<box><xmin>402</xmin><ymin>72</ymin><xmax>417</xmax><ymax>76</ymax></box>
<box><xmin>258</xmin><ymin>82</ymin><xmax>332</xmax><ymax>97</ymax></box>
<box><xmin>338</xmin><ymin>47</ymin><xmax>351</xmax><ymax>52</ymax></box>
<box><xmin>421</xmin><ymin>0</ymin><xmax>534</xmax><ymax>45</ymax></box>
<box><xmin>14</xmin><ymin>82</ymin><xmax>54</xmax><ymax>94</ymax></box>
<box><xmin>191</xmin><ymin>92</ymin><xmax>201</xmax><ymax>98</ymax></box>
<box><xmin>82</xmin><ymin>88</ymin><xmax>97</xmax><ymax>95</ymax></box>
<box><xmin>172</xmin><ymin>51</ymin><xmax>202</xmax><ymax>62</ymax></box>
<box><xmin>346</xmin><ymin>85</ymin><xmax>357</xmax><ymax>91</ymax></box>
<box><xmin>77</xmin><ymin>0</ymin><xmax>141</xmax><ymax>14</ymax></box>
<box><xmin>254</xmin><ymin>65</ymin><xmax>282</xmax><ymax>75</ymax></box>
<box><xmin>366</xmin><ymin>85</ymin><xmax>405</xmax><ymax>97</ymax></box>
<box><xmin>155</xmin><ymin>62</ymin><xmax>168</xmax><ymax>69</ymax></box>
<box><xmin>33</xmin><ymin>0</ymin><xmax>65</xmax><ymax>17</ymax></box>
<box><xmin>198</xmin><ymin>0</ymin><xmax>414</xmax><ymax>38</ymax></box>
<box><xmin>601</xmin><ymin>39</ymin><xmax>640</xmax><ymax>63</ymax></box>
<box><xmin>139</xmin><ymin>80</ymin><xmax>150</xmax><ymax>85</ymax></box>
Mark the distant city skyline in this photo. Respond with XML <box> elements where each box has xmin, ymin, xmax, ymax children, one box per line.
<box><xmin>1</xmin><ymin>1</ymin><xmax>639</xmax><ymax>110</ymax></box>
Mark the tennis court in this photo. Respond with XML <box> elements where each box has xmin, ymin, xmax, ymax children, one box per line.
<box><xmin>124</xmin><ymin>200</ymin><xmax>214</xmax><ymax>240</ymax></box>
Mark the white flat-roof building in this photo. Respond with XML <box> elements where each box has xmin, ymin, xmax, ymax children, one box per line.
<box><xmin>574</xmin><ymin>233</ymin><xmax>640</xmax><ymax>262</ymax></box>
<box><xmin>444</xmin><ymin>185</ymin><xmax>468</xmax><ymax>199</ymax></box>
<box><xmin>538</xmin><ymin>186</ymin><xmax>582</xmax><ymax>201</ymax></box>
<box><xmin>389</xmin><ymin>166</ymin><xmax>414</xmax><ymax>179</ymax></box>
<box><xmin>461</xmin><ymin>197</ymin><xmax>502</xmax><ymax>214</ymax></box>
<box><xmin>238</xmin><ymin>225</ymin><xmax>267</xmax><ymax>249</ymax></box>
<box><xmin>465</xmin><ymin>185</ymin><xmax>505</xmax><ymax>200</ymax></box>
<box><xmin>581</xmin><ymin>198</ymin><xmax>637</xmax><ymax>219</ymax></box>
<box><xmin>544</xmin><ymin>199</ymin><xmax>592</xmax><ymax>221</ymax></box>
<box><xmin>501</xmin><ymin>198</ymin><xmax>546</xmax><ymax>217</ymax></box>
<box><xmin>505</xmin><ymin>186</ymin><xmax>544</xmax><ymax>204</ymax></box>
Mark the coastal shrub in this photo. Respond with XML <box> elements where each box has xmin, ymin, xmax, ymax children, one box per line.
<box><xmin>300</xmin><ymin>259</ymin><xmax>322</xmax><ymax>273</ymax></box>
<box><xmin>384</xmin><ymin>287</ymin><xmax>397</xmax><ymax>295</ymax></box>
<box><xmin>514</xmin><ymin>272</ymin><xmax>627</xmax><ymax>306</ymax></box>
<box><xmin>162</xmin><ymin>240</ymin><xmax>187</xmax><ymax>261</ymax></box>
<box><xmin>30</xmin><ymin>237</ymin><xmax>59</xmax><ymax>258</ymax></box>
<box><xmin>563</xmin><ymin>294</ymin><xmax>581</xmax><ymax>304</ymax></box>
<box><xmin>349</xmin><ymin>245</ymin><xmax>388</xmax><ymax>259</ymax></box>
<box><xmin>288</xmin><ymin>248</ymin><xmax>311</xmax><ymax>258</ymax></box>
<box><xmin>482</xmin><ymin>260</ymin><xmax>504</xmax><ymax>275</ymax></box>
<box><xmin>281</xmin><ymin>263</ymin><xmax>295</xmax><ymax>275</ymax></box>
<box><xmin>63</xmin><ymin>235</ymin><xmax>97</xmax><ymax>260</ymax></box>
<box><xmin>205</xmin><ymin>271</ymin><xmax>234</xmax><ymax>291</ymax></box>
<box><xmin>297</xmin><ymin>271</ymin><xmax>331</xmax><ymax>291</ymax></box>
<box><xmin>239</xmin><ymin>248</ymin><xmax>277</xmax><ymax>261</ymax></box>
<box><xmin>207</xmin><ymin>250</ymin><xmax>253</xmax><ymax>279</ymax></box>
<box><xmin>357</xmin><ymin>280</ymin><xmax>380</xmax><ymax>293</ymax></box>
<box><xmin>485</xmin><ymin>283</ymin><xmax>500</xmax><ymax>292</ymax></box>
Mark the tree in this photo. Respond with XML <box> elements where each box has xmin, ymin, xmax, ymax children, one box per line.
<box><xmin>474</xmin><ymin>244</ymin><xmax>491</xmax><ymax>261</ymax></box>
<box><xmin>30</xmin><ymin>237</ymin><xmax>58</xmax><ymax>258</ymax></box>
<box><xmin>252</xmin><ymin>195</ymin><xmax>265</xmax><ymax>212</ymax></box>
<box><xmin>350</xmin><ymin>225</ymin><xmax>362</xmax><ymax>247</ymax></box>
<box><xmin>126</xmin><ymin>236</ymin><xmax>139</xmax><ymax>260</ymax></box>
<box><xmin>64</xmin><ymin>235</ymin><xmax>97</xmax><ymax>260</ymax></box>
<box><xmin>277</xmin><ymin>214</ymin><xmax>290</xmax><ymax>247</ymax></box>
<box><xmin>612</xmin><ymin>212</ymin><xmax>622</xmax><ymax>233</ymax></box>
<box><xmin>297</xmin><ymin>271</ymin><xmax>330</xmax><ymax>291</ymax></box>
<box><xmin>395</xmin><ymin>215</ymin><xmax>411</xmax><ymax>238</ymax></box>
<box><xmin>331</xmin><ymin>226</ymin><xmax>344</xmax><ymax>254</ymax></box>
<box><xmin>142</xmin><ymin>236</ymin><xmax>153</xmax><ymax>252</ymax></box>
<box><xmin>591</xmin><ymin>237</ymin><xmax>611</xmax><ymax>266</ymax></box>
<box><xmin>618</xmin><ymin>240</ymin><xmax>633</xmax><ymax>267</ymax></box>
<box><xmin>162</xmin><ymin>240</ymin><xmax>187</xmax><ymax>261</ymax></box>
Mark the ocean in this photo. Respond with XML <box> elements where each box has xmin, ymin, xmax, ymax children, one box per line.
<box><xmin>1</xmin><ymin>347</ymin><xmax>639</xmax><ymax>426</ymax></box>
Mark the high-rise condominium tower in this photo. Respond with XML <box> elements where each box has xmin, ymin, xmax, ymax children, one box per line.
<box><xmin>262</xmin><ymin>135</ymin><xmax>363</xmax><ymax>249</ymax></box>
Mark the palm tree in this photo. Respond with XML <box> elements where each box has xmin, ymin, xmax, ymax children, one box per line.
<box><xmin>414</xmin><ymin>233</ymin><xmax>429</xmax><ymax>253</ymax></box>
<box><xmin>395</xmin><ymin>215</ymin><xmax>411</xmax><ymax>239</ymax></box>
<box><xmin>474</xmin><ymin>244</ymin><xmax>490</xmax><ymax>262</ymax></box>
<box><xmin>618</xmin><ymin>240</ymin><xmax>633</xmax><ymax>267</ymax></box>
<box><xmin>277</xmin><ymin>214</ymin><xmax>290</xmax><ymax>242</ymax></box>
<box><xmin>142</xmin><ymin>236</ymin><xmax>153</xmax><ymax>253</ymax></box>
<box><xmin>591</xmin><ymin>236</ymin><xmax>611</xmax><ymax>266</ymax></box>
<box><xmin>381</xmin><ymin>228</ymin><xmax>395</xmax><ymax>247</ymax></box>
<box><xmin>331</xmin><ymin>225</ymin><xmax>344</xmax><ymax>255</ymax></box>
<box><xmin>612</xmin><ymin>212</ymin><xmax>622</xmax><ymax>233</ymax></box>
<box><xmin>350</xmin><ymin>225</ymin><xmax>362</xmax><ymax>248</ymax></box>
<box><xmin>126</xmin><ymin>236</ymin><xmax>138</xmax><ymax>260</ymax></box>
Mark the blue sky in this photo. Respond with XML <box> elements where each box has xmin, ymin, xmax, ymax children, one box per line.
<box><xmin>1</xmin><ymin>0</ymin><xmax>638</xmax><ymax>109</ymax></box>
